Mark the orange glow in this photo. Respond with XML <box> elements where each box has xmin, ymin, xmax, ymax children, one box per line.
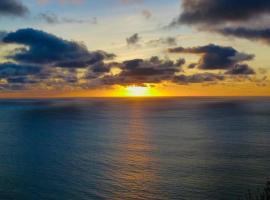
<box><xmin>0</xmin><ymin>81</ymin><xmax>269</xmax><ymax>99</ymax></box>
<box><xmin>126</xmin><ymin>86</ymin><xmax>150</xmax><ymax>96</ymax></box>
<box><xmin>117</xmin><ymin>85</ymin><xmax>161</xmax><ymax>97</ymax></box>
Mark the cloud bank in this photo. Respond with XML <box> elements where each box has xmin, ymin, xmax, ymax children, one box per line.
<box><xmin>0</xmin><ymin>28</ymin><xmax>258</xmax><ymax>91</ymax></box>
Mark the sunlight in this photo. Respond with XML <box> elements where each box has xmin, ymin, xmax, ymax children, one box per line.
<box><xmin>125</xmin><ymin>86</ymin><xmax>151</xmax><ymax>97</ymax></box>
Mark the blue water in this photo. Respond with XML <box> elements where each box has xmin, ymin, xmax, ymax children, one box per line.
<box><xmin>0</xmin><ymin>97</ymin><xmax>270</xmax><ymax>200</ymax></box>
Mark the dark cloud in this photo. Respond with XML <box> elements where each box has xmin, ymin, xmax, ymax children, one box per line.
<box><xmin>0</xmin><ymin>62</ymin><xmax>41</xmax><ymax>78</ymax></box>
<box><xmin>169</xmin><ymin>0</ymin><xmax>270</xmax><ymax>45</ymax></box>
<box><xmin>173</xmin><ymin>0</ymin><xmax>270</xmax><ymax>26</ymax></box>
<box><xmin>0</xmin><ymin>31</ymin><xmax>7</xmax><ymax>39</ymax></box>
<box><xmin>219</xmin><ymin>27</ymin><xmax>270</xmax><ymax>44</ymax></box>
<box><xmin>0</xmin><ymin>62</ymin><xmax>43</xmax><ymax>90</ymax></box>
<box><xmin>100</xmin><ymin>57</ymin><xmax>226</xmax><ymax>86</ymax></box>
<box><xmin>225</xmin><ymin>64</ymin><xmax>255</xmax><ymax>75</ymax></box>
<box><xmin>0</xmin><ymin>0</ymin><xmax>29</xmax><ymax>17</ymax></box>
<box><xmin>173</xmin><ymin>73</ymin><xmax>224</xmax><ymax>84</ymax></box>
<box><xmin>0</xmin><ymin>31</ymin><xmax>7</xmax><ymax>45</ymax></box>
<box><xmin>84</xmin><ymin>61</ymin><xmax>120</xmax><ymax>79</ymax></box>
<box><xmin>101</xmin><ymin>56</ymin><xmax>185</xmax><ymax>86</ymax></box>
<box><xmin>2</xmin><ymin>28</ymin><xmax>115</xmax><ymax>68</ymax></box>
<box><xmin>126</xmin><ymin>33</ymin><xmax>140</xmax><ymax>46</ymax></box>
<box><xmin>0</xmin><ymin>28</ymin><xmax>116</xmax><ymax>91</ymax></box>
<box><xmin>0</xmin><ymin>64</ymin><xmax>84</xmax><ymax>91</ymax></box>
<box><xmin>188</xmin><ymin>63</ymin><xmax>197</xmax><ymax>69</ymax></box>
<box><xmin>6</xmin><ymin>76</ymin><xmax>39</xmax><ymax>84</ymax></box>
<box><xmin>169</xmin><ymin>44</ymin><xmax>254</xmax><ymax>70</ymax></box>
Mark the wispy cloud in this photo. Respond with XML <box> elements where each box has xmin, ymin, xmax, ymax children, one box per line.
<box><xmin>37</xmin><ymin>0</ymin><xmax>84</xmax><ymax>5</ymax></box>
<box><xmin>38</xmin><ymin>12</ymin><xmax>97</xmax><ymax>24</ymax></box>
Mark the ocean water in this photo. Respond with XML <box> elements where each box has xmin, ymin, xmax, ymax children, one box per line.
<box><xmin>0</xmin><ymin>97</ymin><xmax>270</xmax><ymax>200</ymax></box>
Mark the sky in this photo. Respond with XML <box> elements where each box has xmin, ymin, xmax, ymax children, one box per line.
<box><xmin>0</xmin><ymin>0</ymin><xmax>269</xmax><ymax>97</ymax></box>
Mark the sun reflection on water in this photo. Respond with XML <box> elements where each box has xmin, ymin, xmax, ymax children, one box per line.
<box><xmin>110</xmin><ymin>103</ymin><xmax>159</xmax><ymax>200</ymax></box>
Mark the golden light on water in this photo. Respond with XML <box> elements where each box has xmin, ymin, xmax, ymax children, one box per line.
<box><xmin>110</xmin><ymin>103</ymin><xmax>158</xmax><ymax>200</ymax></box>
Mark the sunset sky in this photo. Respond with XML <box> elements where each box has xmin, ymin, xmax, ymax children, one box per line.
<box><xmin>0</xmin><ymin>0</ymin><xmax>269</xmax><ymax>97</ymax></box>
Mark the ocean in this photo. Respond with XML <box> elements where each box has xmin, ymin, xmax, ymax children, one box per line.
<box><xmin>0</xmin><ymin>97</ymin><xmax>270</xmax><ymax>200</ymax></box>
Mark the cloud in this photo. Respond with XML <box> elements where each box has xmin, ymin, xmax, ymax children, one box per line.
<box><xmin>38</xmin><ymin>12</ymin><xmax>96</xmax><ymax>24</ymax></box>
<box><xmin>173</xmin><ymin>0</ymin><xmax>270</xmax><ymax>26</ymax></box>
<box><xmin>37</xmin><ymin>0</ymin><xmax>84</xmax><ymax>5</ymax></box>
<box><xmin>0</xmin><ymin>32</ymin><xmax>7</xmax><ymax>38</ymax></box>
<box><xmin>188</xmin><ymin>63</ymin><xmax>197</xmax><ymax>69</ymax></box>
<box><xmin>173</xmin><ymin>73</ymin><xmax>224</xmax><ymax>84</ymax></box>
<box><xmin>84</xmin><ymin>62</ymin><xmax>119</xmax><ymax>80</ymax></box>
<box><xmin>0</xmin><ymin>28</ymin><xmax>259</xmax><ymax>91</ymax></box>
<box><xmin>169</xmin><ymin>44</ymin><xmax>254</xmax><ymax>70</ymax></box>
<box><xmin>0</xmin><ymin>62</ymin><xmax>41</xmax><ymax>78</ymax></box>
<box><xmin>2</xmin><ymin>28</ymin><xmax>115</xmax><ymax>68</ymax></box>
<box><xmin>0</xmin><ymin>29</ymin><xmax>117</xmax><ymax>91</ymax></box>
<box><xmin>169</xmin><ymin>0</ymin><xmax>270</xmax><ymax>45</ymax></box>
<box><xmin>120</xmin><ymin>0</ymin><xmax>143</xmax><ymax>5</ymax></box>
<box><xmin>126</xmin><ymin>35</ymin><xmax>178</xmax><ymax>48</ymax></box>
<box><xmin>0</xmin><ymin>62</ymin><xmax>43</xmax><ymax>90</ymax></box>
<box><xmin>147</xmin><ymin>37</ymin><xmax>177</xmax><ymax>47</ymax></box>
<box><xmin>0</xmin><ymin>31</ymin><xmax>7</xmax><ymax>44</ymax></box>
<box><xmin>39</xmin><ymin>12</ymin><xmax>58</xmax><ymax>24</ymax></box>
<box><xmin>126</xmin><ymin>33</ymin><xmax>140</xmax><ymax>46</ymax></box>
<box><xmin>0</xmin><ymin>0</ymin><xmax>29</xmax><ymax>17</ymax></box>
<box><xmin>100</xmin><ymin>57</ymin><xmax>231</xmax><ymax>86</ymax></box>
<box><xmin>225</xmin><ymin>64</ymin><xmax>255</xmax><ymax>75</ymax></box>
<box><xmin>101</xmin><ymin>56</ymin><xmax>185</xmax><ymax>86</ymax></box>
<box><xmin>218</xmin><ymin>27</ymin><xmax>270</xmax><ymax>44</ymax></box>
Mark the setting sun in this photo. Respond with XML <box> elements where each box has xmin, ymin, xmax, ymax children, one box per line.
<box><xmin>126</xmin><ymin>86</ymin><xmax>150</xmax><ymax>97</ymax></box>
<box><xmin>111</xmin><ymin>85</ymin><xmax>163</xmax><ymax>97</ymax></box>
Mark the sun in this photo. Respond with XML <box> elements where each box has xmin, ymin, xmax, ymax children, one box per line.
<box><xmin>113</xmin><ymin>85</ymin><xmax>162</xmax><ymax>97</ymax></box>
<box><xmin>125</xmin><ymin>86</ymin><xmax>151</xmax><ymax>97</ymax></box>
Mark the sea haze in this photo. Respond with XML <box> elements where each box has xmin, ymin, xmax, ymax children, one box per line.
<box><xmin>0</xmin><ymin>97</ymin><xmax>270</xmax><ymax>200</ymax></box>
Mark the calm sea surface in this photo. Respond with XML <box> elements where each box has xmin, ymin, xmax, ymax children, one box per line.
<box><xmin>0</xmin><ymin>97</ymin><xmax>270</xmax><ymax>200</ymax></box>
